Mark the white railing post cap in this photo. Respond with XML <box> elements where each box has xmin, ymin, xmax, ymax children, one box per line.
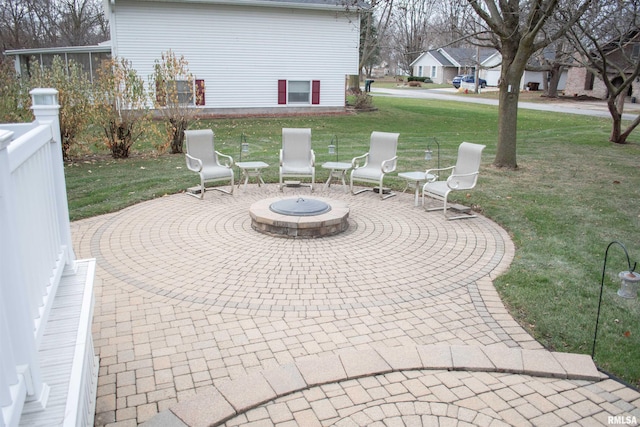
<box><xmin>0</xmin><ymin>129</ymin><xmax>14</xmax><ymax>150</ymax></box>
<box><xmin>30</xmin><ymin>88</ymin><xmax>59</xmax><ymax>107</ymax></box>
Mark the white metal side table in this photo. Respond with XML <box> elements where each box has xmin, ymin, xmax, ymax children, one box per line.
<box><xmin>398</xmin><ymin>171</ymin><xmax>436</xmax><ymax>206</ymax></box>
<box><xmin>236</xmin><ymin>161</ymin><xmax>269</xmax><ymax>190</ymax></box>
<box><xmin>322</xmin><ymin>161</ymin><xmax>352</xmax><ymax>192</ymax></box>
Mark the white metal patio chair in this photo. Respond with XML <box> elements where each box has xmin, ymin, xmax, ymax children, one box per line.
<box><xmin>184</xmin><ymin>129</ymin><xmax>234</xmax><ymax>199</ymax></box>
<box><xmin>350</xmin><ymin>131</ymin><xmax>399</xmax><ymax>200</ymax></box>
<box><xmin>421</xmin><ymin>141</ymin><xmax>485</xmax><ymax>219</ymax></box>
<box><xmin>279</xmin><ymin>128</ymin><xmax>315</xmax><ymax>191</ymax></box>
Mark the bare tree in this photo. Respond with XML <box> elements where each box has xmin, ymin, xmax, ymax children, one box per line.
<box><xmin>527</xmin><ymin>40</ymin><xmax>574</xmax><ymax>98</ymax></box>
<box><xmin>346</xmin><ymin>0</ymin><xmax>394</xmax><ymax>91</ymax></box>
<box><xmin>0</xmin><ymin>0</ymin><xmax>107</xmax><ymax>50</ymax></box>
<box><xmin>391</xmin><ymin>0</ymin><xmax>438</xmax><ymax>75</ymax></box>
<box><xmin>0</xmin><ymin>0</ymin><xmax>33</xmax><ymax>49</ymax></box>
<box><xmin>430</xmin><ymin>0</ymin><xmax>479</xmax><ymax>48</ymax></box>
<box><xmin>568</xmin><ymin>0</ymin><xmax>640</xmax><ymax>144</ymax></box>
<box><xmin>58</xmin><ymin>0</ymin><xmax>108</xmax><ymax>46</ymax></box>
<box><xmin>467</xmin><ymin>0</ymin><xmax>591</xmax><ymax>169</ymax></box>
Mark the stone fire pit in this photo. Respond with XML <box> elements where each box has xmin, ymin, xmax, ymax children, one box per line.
<box><xmin>249</xmin><ymin>197</ymin><xmax>349</xmax><ymax>238</ymax></box>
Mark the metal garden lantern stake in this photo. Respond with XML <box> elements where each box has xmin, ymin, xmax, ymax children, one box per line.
<box><xmin>591</xmin><ymin>241</ymin><xmax>637</xmax><ymax>359</ymax></box>
<box><xmin>424</xmin><ymin>137</ymin><xmax>440</xmax><ymax>169</ymax></box>
<box><xmin>239</xmin><ymin>133</ymin><xmax>248</xmax><ymax>161</ymax></box>
<box><xmin>328</xmin><ymin>135</ymin><xmax>338</xmax><ymax>161</ymax></box>
<box><xmin>618</xmin><ymin>270</ymin><xmax>640</xmax><ymax>299</ymax></box>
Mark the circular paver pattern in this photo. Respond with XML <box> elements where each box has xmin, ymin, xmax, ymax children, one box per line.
<box><xmin>89</xmin><ymin>185</ymin><xmax>511</xmax><ymax>317</ymax></box>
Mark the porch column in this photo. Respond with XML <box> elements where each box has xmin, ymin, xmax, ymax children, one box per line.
<box><xmin>30</xmin><ymin>88</ymin><xmax>76</xmax><ymax>268</ymax></box>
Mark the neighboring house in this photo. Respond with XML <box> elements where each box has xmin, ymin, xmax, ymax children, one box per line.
<box><xmin>411</xmin><ymin>46</ymin><xmax>568</xmax><ymax>90</ymax></box>
<box><xmin>104</xmin><ymin>0</ymin><xmax>362</xmax><ymax>115</ymax></box>
<box><xmin>410</xmin><ymin>47</ymin><xmax>496</xmax><ymax>85</ymax></box>
<box><xmin>565</xmin><ymin>31</ymin><xmax>640</xmax><ymax>99</ymax></box>
<box><xmin>483</xmin><ymin>50</ymin><xmax>568</xmax><ymax>90</ymax></box>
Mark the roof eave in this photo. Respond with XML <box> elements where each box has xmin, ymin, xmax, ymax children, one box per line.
<box><xmin>107</xmin><ymin>0</ymin><xmax>365</xmax><ymax>12</ymax></box>
<box><xmin>4</xmin><ymin>43</ymin><xmax>112</xmax><ymax>56</ymax></box>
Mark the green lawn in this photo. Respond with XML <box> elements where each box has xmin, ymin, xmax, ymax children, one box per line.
<box><xmin>65</xmin><ymin>95</ymin><xmax>640</xmax><ymax>387</ymax></box>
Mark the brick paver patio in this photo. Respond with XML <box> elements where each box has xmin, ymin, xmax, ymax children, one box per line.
<box><xmin>70</xmin><ymin>184</ymin><xmax>640</xmax><ymax>426</ymax></box>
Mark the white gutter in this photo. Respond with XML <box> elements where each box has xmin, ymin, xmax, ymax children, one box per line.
<box><xmin>107</xmin><ymin>0</ymin><xmax>362</xmax><ymax>12</ymax></box>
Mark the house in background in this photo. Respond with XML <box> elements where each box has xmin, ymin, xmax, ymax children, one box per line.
<box><xmin>104</xmin><ymin>0</ymin><xmax>362</xmax><ymax>115</ymax></box>
<box><xmin>564</xmin><ymin>31</ymin><xmax>640</xmax><ymax>100</ymax></box>
<box><xmin>411</xmin><ymin>46</ymin><xmax>568</xmax><ymax>91</ymax></box>
<box><xmin>410</xmin><ymin>47</ymin><xmax>496</xmax><ymax>85</ymax></box>
<box><xmin>482</xmin><ymin>51</ymin><xmax>568</xmax><ymax>90</ymax></box>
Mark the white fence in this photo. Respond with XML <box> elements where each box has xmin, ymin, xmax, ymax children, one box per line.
<box><xmin>0</xmin><ymin>89</ymin><xmax>98</xmax><ymax>427</ymax></box>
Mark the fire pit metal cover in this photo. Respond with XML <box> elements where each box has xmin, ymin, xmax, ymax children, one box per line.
<box><xmin>269</xmin><ymin>197</ymin><xmax>331</xmax><ymax>216</ymax></box>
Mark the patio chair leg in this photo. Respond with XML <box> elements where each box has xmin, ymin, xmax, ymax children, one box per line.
<box><xmin>352</xmin><ymin>187</ymin><xmax>371</xmax><ymax>195</ymax></box>
<box><xmin>381</xmin><ymin>192</ymin><xmax>396</xmax><ymax>200</ymax></box>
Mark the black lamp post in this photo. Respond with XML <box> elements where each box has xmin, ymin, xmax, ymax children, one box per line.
<box><xmin>592</xmin><ymin>241</ymin><xmax>637</xmax><ymax>359</ymax></box>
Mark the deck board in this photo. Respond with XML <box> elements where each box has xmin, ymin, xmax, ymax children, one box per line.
<box><xmin>19</xmin><ymin>259</ymin><xmax>97</xmax><ymax>427</ymax></box>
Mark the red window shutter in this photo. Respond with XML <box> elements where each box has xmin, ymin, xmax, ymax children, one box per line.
<box><xmin>312</xmin><ymin>80</ymin><xmax>320</xmax><ymax>104</ymax></box>
<box><xmin>195</xmin><ymin>79</ymin><xmax>205</xmax><ymax>106</ymax></box>
<box><xmin>278</xmin><ymin>80</ymin><xmax>287</xmax><ymax>104</ymax></box>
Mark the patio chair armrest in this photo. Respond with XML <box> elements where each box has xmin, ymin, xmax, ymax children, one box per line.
<box><xmin>425</xmin><ymin>166</ymin><xmax>454</xmax><ymax>176</ymax></box>
<box><xmin>447</xmin><ymin>171</ymin><xmax>479</xmax><ymax>189</ymax></box>
<box><xmin>311</xmin><ymin>149</ymin><xmax>315</xmax><ymax>166</ymax></box>
<box><xmin>424</xmin><ymin>171</ymin><xmax>439</xmax><ymax>183</ymax></box>
<box><xmin>279</xmin><ymin>149</ymin><xmax>284</xmax><ymax>166</ymax></box>
<box><xmin>381</xmin><ymin>156</ymin><xmax>398</xmax><ymax>173</ymax></box>
<box><xmin>216</xmin><ymin>151</ymin><xmax>234</xmax><ymax>168</ymax></box>
<box><xmin>351</xmin><ymin>153</ymin><xmax>368</xmax><ymax>169</ymax></box>
<box><xmin>185</xmin><ymin>153</ymin><xmax>202</xmax><ymax>172</ymax></box>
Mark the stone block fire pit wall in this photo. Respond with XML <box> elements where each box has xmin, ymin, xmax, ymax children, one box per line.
<box><xmin>249</xmin><ymin>197</ymin><xmax>349</xmax><ymax>238</ymax></box>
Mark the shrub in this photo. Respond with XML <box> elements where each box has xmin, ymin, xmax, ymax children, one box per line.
<box><xmin>352</xmin><ymin>92</ymin><xmax>374</xmax><ymax>110</ymax></box>
<box><xmin>92</xmin><ymin>58</ymin><xmax>157</xmax><ymax>158</ymax></box>
<box><xmin>407</xmin><ymin>76</ymin><xmax>433</xmax><ymax>83</ymax></box>
<box><xmin>0</xmin><ymin>59</ymin><xmax>32</xmax><ymax>123</ymax></box>
<box><xmin>150</xmin><ymin>50</ymin><xmax>199</xmax><ymax>154</ymax></box>
<box><xmin>29</xmin><ymin>56</ymin><xmax>93</xmax><ymax>159</ymax></box>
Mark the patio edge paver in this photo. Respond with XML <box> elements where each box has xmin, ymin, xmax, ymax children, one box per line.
<box><xmin>148</xmin><ymin>345</ymin><xmax>604</xmax><ymax>427</ymax></box>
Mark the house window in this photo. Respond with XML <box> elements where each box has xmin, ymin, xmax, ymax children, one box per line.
<box><xmin>288</xmin><ymin>81</ymin><xmax>310</xmax><ymax>103</ymax></box>
<box><xmin>631</xmin><ymin>44</ymin><xmax>640</xmax><ymax>61</ymax></box>
<box><xmin>430</xmin><ymin>66</ymin><xmax>437</xmax><ymax>78</ymax></box>
<box><xmin>278</xmin><ymin>80</ymin><xmax>320</xmax><ymax>105</ymax></box>
<box><xmin>156</xmin><ymin>79</ymin><xmax>205</xmax><ymax>106</ymax></box>
<box><xmin>175</xmin><ymin>80</ymin><xmax>193</xmax><ymax>105</ymax></box>
<box><xmin>418</xmin><ymin>66</ymin><xmax>423</xmax><ymax>77</ymax></box>
<box><xmin>584</xmin><ymin>71</ymin><xmax>595</xmax><ymax>90</ymax></box>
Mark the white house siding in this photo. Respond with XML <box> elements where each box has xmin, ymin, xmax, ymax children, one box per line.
<box><xmin>520</xmin><ymin>70</ymin><xmax>567</xmax><ymax>91</ymax></box>
<box><xmin>108</xmin><ymin>1</ymin><xmax>359</xmax><ymax>111</ymax></box>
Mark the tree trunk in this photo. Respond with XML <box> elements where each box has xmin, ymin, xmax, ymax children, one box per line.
<box><xmin>495</xmin><ymin>78</ymin><xmax>520</xmax><ymax>169</ymax></box>
<box><xmin>170</xmin><ymin>118</ymin><xmax>188</xmax><ymax>154</ymax></box>
<box><xmin>347</xmin><ymin>75</ymin><xmax>361</xmax><ymax>94</ymax></box>
<box><xmin>546</xmin><ymin>65</ymin><xmax>562</xmax><ymax>98</ymax></box>
<box><xmin>608</xmin><ymin>96</ymin><xmax>623</xmax><ymax>143</ymax></box>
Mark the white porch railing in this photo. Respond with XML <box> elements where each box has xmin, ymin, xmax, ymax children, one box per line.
<box><xmin>0</xmin><ymin>89</ymin><xmax>98</xmax><ymax>427</ymax></box>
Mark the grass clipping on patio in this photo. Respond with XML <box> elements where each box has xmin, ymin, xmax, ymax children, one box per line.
<box><xmin>65</xmin><ymin>95</ymin><xmax>640</xmax><ymax>387</ymax></box>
